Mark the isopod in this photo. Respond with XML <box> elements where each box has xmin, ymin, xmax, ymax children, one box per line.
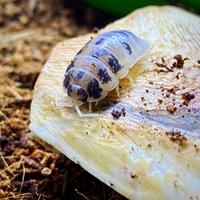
<box><xmin>63</xmin><ymin>30</ymin><xmax>149</xmax><ymax>117</ymax></box>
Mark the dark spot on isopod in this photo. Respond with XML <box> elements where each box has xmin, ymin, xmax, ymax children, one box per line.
<box><xmin>66</xmin><ymin>84</ymin><xmax>88</xmax><ymax>102</ymax></box>
<box><xmin>97</xmin><ymin>68</ymin><xmax>112</xmax><ymax>83</ymax></box>
<box><xmin>122</xmin><ymin>42</ymin><xmax>132</xmax><ymax>55</ymax></box>
<box><xmin>67</xmin><ymin>84</ymin><xmax>73</xmax><ymax>93</ymax></box>
<box><xmin>87</xmin><ymin>78</ymin><xmax>103</xmax><ymax>99</ymax></box>
<box><xmin>108</xmin><ymin>54</ymin><xmax>122</xmax><ymax>73</ymax></box>
<box><xmin>77</xmin><ymin>88</ymin><xmax>88</xmax><ymax>102</ymax></box>
<box><xmin>93</xmin><ymin>48</ymin><xmax>122</xmax><ymax>73</ymax></box>
<box><xmin>95</xmin><ymin>37</ymin><xmax>105</xmax><ymax>45</ymax></box>
<box><xmin>118</xmin><ymin>30</ymin><xmax>129</xmax><ymax>37</ymax></box>
<box><xmin>76</xmin><ymin>71</ymin><xmax>84</xmax><ymax>80</ymax></box>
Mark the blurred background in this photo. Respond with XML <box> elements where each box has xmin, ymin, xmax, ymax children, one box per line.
<box><xmin>82</xmin><ymin>0</ymin><xmax>200</xmax><ymax>16</ymax></box>
<box><xmin>0</xmin><ymin>0</ymin><xmax>199</xmax><ymax>200</ymax></box>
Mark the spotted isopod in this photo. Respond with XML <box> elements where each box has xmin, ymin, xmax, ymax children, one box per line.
<box><xmin>63</xmin><ymin>30</ymin><xmax>149</xmax><ymax>117</ymax></box>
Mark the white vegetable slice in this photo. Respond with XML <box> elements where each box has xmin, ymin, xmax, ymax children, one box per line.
<box><xmin>30</xmin><ymin>6</ymin><xmax>200</xmax><ymax>200</ymax></box>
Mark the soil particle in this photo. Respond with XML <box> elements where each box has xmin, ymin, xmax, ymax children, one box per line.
<box><xmin>182</xmin><ymin>92</ymin><xmax>195</xmax><ymax>106</ymax></box>
<box><xmin>166</xmin><ymin>105</ymin><xmax>177</xmax><ymax>114</ymax></box>
<box><xmin>173</xmin><ymin>54</ymin><xmax>189</xmax><ymax>68</ymax></box>
<box><xmin>165</xmin><ymin>131</ymin><xmax>187</xmax><ymax>146</ymax></box>
<box><xmin>112</xmin><ymin>106</ymin><xmax>126</xmax><ymax>119</ymax></box>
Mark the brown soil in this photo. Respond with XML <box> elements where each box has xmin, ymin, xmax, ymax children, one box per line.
<box><xmin>0</xmin><ymin>0</ymin><xmax>126</xmax><ymax>199</ymax></box>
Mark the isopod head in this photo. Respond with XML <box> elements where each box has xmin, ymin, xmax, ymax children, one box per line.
<box><xmin>66</xmin><ymin>83</ymin><xmax>88</xmax><ymax>103</ymax></box>
<box><xmin>63</xmin><ymin>67</ymin><xmax>106</xmax><ymax>103</ymax></box>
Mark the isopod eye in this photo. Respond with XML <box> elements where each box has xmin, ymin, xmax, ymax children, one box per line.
<box><xmin>66</xmin><ymin>83</ymin><xmax>88</xmax><ymax>103</ymax></box>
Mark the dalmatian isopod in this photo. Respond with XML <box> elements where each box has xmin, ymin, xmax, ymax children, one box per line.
<box><xmin>63</xmin><ymin>30</ymin><xmax>149</xmax><ymax>116</ymax></box>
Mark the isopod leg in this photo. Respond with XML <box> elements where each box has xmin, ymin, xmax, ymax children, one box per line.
<box><xmin>128</xmin><ymin>76</ymin><xmax>133</xmax><ymax>87</ymax></box>
<box><xmin>115</xmin><ymin>86</ymin><xmax>120</xmax><ymax>97</ymax></box>
<box><xmin>74</xmin><ymin>105</ymin><xmax>99</xmax><ymax>118</ymax></box>
<box><xmin>55</xmin><ymin>93</ymin><xmax>73</xmax><ymax>108</ymax></box>
<box><xmin>88</xmin><ymin>102</ymin><xmax>92</xmax><ymax>113</ymax></box>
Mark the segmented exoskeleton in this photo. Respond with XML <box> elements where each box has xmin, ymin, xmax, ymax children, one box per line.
<box><xmin>63</xmin><ymin>30</ymin><xmax>149</xmax><ymax>117</ymax></box>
